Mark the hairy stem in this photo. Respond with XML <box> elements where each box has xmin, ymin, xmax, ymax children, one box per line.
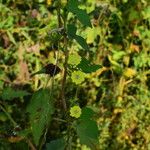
<box><xmin>58</xmin><ymin>1</ymin><xmax>68</xmax><ymax>111</ymax></box>
<box><xmin>61</xmin><ymin>35</ymin><xmax>68</xmax><ymax>111</ymax></box>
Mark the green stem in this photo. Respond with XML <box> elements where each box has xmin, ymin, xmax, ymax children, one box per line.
<box><xmin>75</xmin><ymin>86</ymin><xmax>80</xmax><ymax>100</ymax></box>
<box><xmin>53</xmin><ymin>117</ymin><xmax>67</xmax><ymax>123</ymax></box>
<box><xmin>0</xmin><ymin>104</ymin><xmax>17</xmax><ymax>127</ymax></box>
<box><xmin>60</xmin><ymin>2</ymin><xmax>68</xmax><ymax>111</ymax></box>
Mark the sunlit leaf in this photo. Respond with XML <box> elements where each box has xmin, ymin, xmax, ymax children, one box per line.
<box><xmin>7</xmin><ymin>31</ymin><xmax>17</xmax><ymax>45</ymax></box>
<box><xmin>68</xmin><ymin>53</ymin><xmax>81</xmax><ymax>66</ymax></box>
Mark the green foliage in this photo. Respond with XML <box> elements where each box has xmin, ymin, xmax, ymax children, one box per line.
<box><xmin>142</xmin><ymin>6</ymin><xmax>150</xmax><ymax>19</ymax></box>
<box><xmin>74</xmin><ymin>35</ymin><xmax>89</xmax><ymax>51</ymax></box>
<box><xmin>1</xmin><ymin>87</ymin><xmax>29</xmax><ymax>101</ymax></box>
<box><xmin>46</xmin><ymin>138</ymin><xmax>65</xmax><ymax>150</ymax></box>
<box><xmin>67</xmin><ymin>24</ymin><xmax>77</xmax><ymax>39</ymax></box>
<box><xmin>71</xmin><ymin>71</ymin><xmax>86</xmax><ymax>84</ymax></box>
<box><xmin>75</xmin><ymin>9</ymin><xmax>92</xmax><ymax>28</ymax></box>
<box><xmin>67</xmin><ymin>24</ymin><xmax>89</xmax><ymax>50</ymax></box>
<box><xmin>0</xmin><ymin>0</ymin><xmax>150</xmax><ymax>149</ymax></box>
<box><xmin>66</xmin><ymin>0</ymin><xmax>79</xmax><ymax>13</ymax></box>
<box><xmin>68</xmin><ymin>53</ymin><xmax>81</xmax><ymax>66</ymax></box>
<box><xmin>78</xmin><ymin>58</ymin><xmax>101</xmax><ymax>73</ymax></box>
<box><xmin>80</xmin><ymin>107</ymin><xmax>95</xmax><ymax>120</ymax></box>
<box><xmin>67</xmin><ymin>0</ymin><xmax>92</xmax><ymax>27</ymax></box>
<box><xmin>75</xmin><ymin>107</ymin><xmax>99</xmax><ymax>149</ymax></box>
<box><xmin>76</xmin><ymin>119</ymin><xmax>99</xmax><ymax>149</ymax></box>
<box><xmin>27</xmin><ymin>89</ymin><xmax>54</xmax><ymax>146</ymax></box>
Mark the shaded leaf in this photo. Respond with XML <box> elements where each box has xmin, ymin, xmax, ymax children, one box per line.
<box><xmin>74</xmin><ymin>35</ymin><xmax>89</xmax><ymax>51</ymax></box>
<box><xmin>76</xmin><ymin>119</ymin><xmax>99</xmax><ymax>149</ymax></box>
<box><xmin>80</xmin><ymin>107</ymin><xmax>95</xmax><ymax>120</ymax></box>
<box><xmin>46</xmin><ymin>138</ymin><xmax>65</xmax><ymax>150</ymax></box>
<box><xmin>76</xmin><ymin>9</ymin><xmax>92</xmax><ymax>27</ymax></box>
<box><xmin>66</xmin><ymin>0</ymin><xmax>79</xmax><ymax>13</ymax></box>
<box><xmin>1</xmin><ymin>87</ymin><xmax>30</xmax><ymax>101</ymax></box>
<box><xmin>67</xmin><ymin>24</ymin><xmax>77</xmax><ymax>39</ymax></box>
<box><xmin>27</xmin><ymin>89</ymin><xmax>54</xmax><ymax>146</ymax></box>
<box><xmin>66</xmin><ymin>0</ymin><xmax>91</xmax><ymax>27</ymax></box>
<box><xmin>67</xmin><ymin>25</ymin><xmax>89</xmax><ymax>50</ymax></box>
<box><xmin>75</xmin><ymin>107</ymin><xmax>99</xmax><ymax>149</ymax></box>
<box><xmin>77</xmin><ymin>58</ymin><xmax>101</xmax><ymax>73</ymax></box>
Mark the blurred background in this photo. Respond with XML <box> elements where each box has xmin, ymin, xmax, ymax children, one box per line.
<box><xmin>0</xmin><ymin>0</ymin><xmax>150</xmax><ymax>149</ymax></box>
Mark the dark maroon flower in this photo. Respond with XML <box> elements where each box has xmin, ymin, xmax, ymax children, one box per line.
<box><xmin>31</xmin><ymin>63</ymin><xmax>61</xmax><ymax>77</ymax></box>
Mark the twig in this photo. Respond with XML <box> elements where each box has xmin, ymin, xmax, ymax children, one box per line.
<box><xmin>57</xmin><ymin>0</ymin><xmax>68</xmax><ymax>111</ymax></box>
<box><xmin>26</xmin><ymin>138</ymin><xmax>37</xmax><ymax>150</ymax></box>
<box><xmin>60</xmin><ymin>35</ymin><xmax>68</xmax><ymax>111</ymax></box>
<box><xmin>0</xmin><ymin>104</ymin><xmax>17</xmax><ymax>127</ymax></box>
<box><xmin>53</xmin><ymin>117</ymin><xmax>67</xmax><ymax>123</ymax></box>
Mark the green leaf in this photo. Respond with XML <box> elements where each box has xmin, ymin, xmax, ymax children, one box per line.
<box><xmin>67</xmin><ymin>25</ymin><xmax>89</xmax><ymax>50</ymax></box>
<box><xmin>68</xmin><ymin>53</ymin><xmax>81</xmax><ymax>66</ymax></box>
<box><xmin>27</xmin><ymin>89</ymin><xmax>54</xmax><ymax>146</ymax></box>
<box><xmin>77</xmin><ymin>58</ymin><xmax>101</xmax><ymax>73</ymax></box>
<box><xmin>46</xmin><ymin>138</ymin><xmax>65</xmax><ymax>150</ymax></box>
<box><xmin>112</xmin><ymin>50</ymin><xmax>126</xmax><ymax>61</ymax></box>
<box><xmin>74</xmin><ymin>35</ymin><xmax>89</xmax><ymax>51</ymax></box>
<box><xmin>128</xmin><ymin>9</ymin><xmax>140</xmax><ymax>21</ymax></box>
<box><xmin>66</xmin><ymin>0</ymin><xmax>79</xmax><ymax>13</ymax></box>
<box><xmin>142</xmin><ymin>6</ymin><xmax>150</xmax><ymax>19</ymax></box>
<box><xmin>31</xmin><ymin>68</ymin><xmax>46</xmax><ymax>77</ymax></box>
<box><xmin>67</xmin><ymin>24</ymin><xmax>77</xmax><ymax>39</ymax></box>
<box><xmin>76</xmin><ymin>9</ymin><xmax>92</xmax><ymax>27</ymax></box>
<box><xmin>108</xmin><ymin>55</ymin><xmax>121</xmax><ymax>67</ymax></box>
<box><xmin>17</xmin><ymin>129</ymin><xmax>31</xmax><ymax>137</ymax></box>
<box><xmin>75</xmin><ymin>107</ymin><xmax>99</xmax><ymax>148</ymax></box>
<box><xmin>66</xmin><ymin>0</ymin><xmax>92</xmax><ymax>27</ymax></box>
<box><xmin>1</xmin><ymin>87</ymin><xmax>30</xmax><ymax>101</ymax></box>
<box><xmin>80</xmin><ymin>107</ymin><xmax>95</xmax><ymax>120</ymax></box>
<box><xmin>76</xmin><ymin>119</ymin><xmax>99</xmax><ymax>149</ymax></box>
<box><xmin>86</xmin><ymin>28</ymin><xmax>97</xmax><ymax>44</ymax></box>
<box><xmin>7</xmin><ymin>31</ymin><xmax>17</xmax><ymax>45</ymax></box>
